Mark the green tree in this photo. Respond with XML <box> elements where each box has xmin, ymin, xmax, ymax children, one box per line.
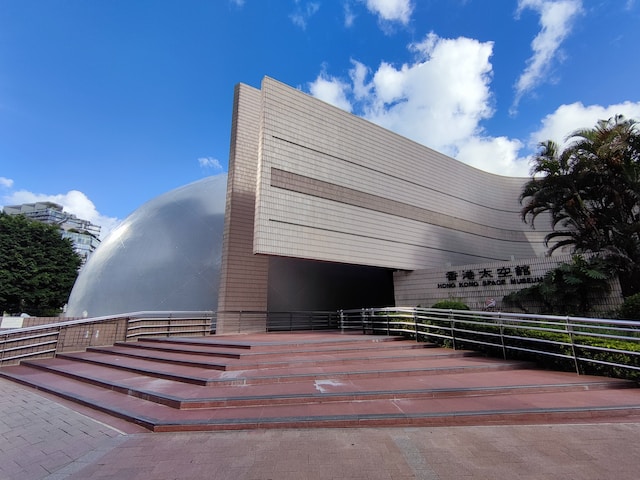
<box><xmin>503</xmin><ymin>255</ymin><xmax>615</xmax><ymax>316</ymax></box>
<box><xmin>0</xmin><ymin>212</ymin><xmax>82</xmax><ymax>316</ymax></box>
<box><xmin>520</xmin><ymin>115</ymin><xmax>640</xmax><ymax>295</ymax></box>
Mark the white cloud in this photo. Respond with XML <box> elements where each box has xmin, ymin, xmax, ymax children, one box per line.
<box><xmin>363</xmin><ymin>34</ymin><xmax>495</xmax><ymax>154</ymax></box>
<box><xmin>308</xmin><ymin>33</ymin><xmax>535</xmax><ymax>176</ymax></box>
<box><xmin>344</xmin><ymin>2</ymin><xmax>356</xmax><ymax>27</ymax></box>
<box><xmin>308</xmin><ymin>72</ymin><xmax>353</xmax><ymax>112</ymax></box>
<box><xmin>529</xmin><ymin>101</ymin><xmax>640</xmax><ymax>148</ymax></box>
<box><xmin>456</xmin><ymin>136</ymin><xmax>527</xmax><ymax>177</ymax></box>
<box><xmin>361</xmin><ymin>0</ymin><xmax>413</xmax><ymax>25</ymax></box>
<box><xmin>2</xmin><ymin>188</ymin><xmax>120</xmax><ymax>239</ymax></box>
<box><xmin>306</xmin><ymin>33</ymin><xmax>541</xmax><ymax>176</ymax></box>
<box><xmin>198</xmin><ymin>156</ymin><xmax>223</xmax><ymax>171</ymax></box>
<box><xmin>308</xmin><ymin>30</ymin><xmax>640</xmax><ymax>179</ymax></box>
<box><xmin>349</xmin><ymin>59</ymin><xmax>371</xmax><ymax>100</ymax></box>
<box><xmin>0</xmin><ymin>177</ymin><xmax>14</xmax><ymax>188</ymax></box>
<box><xmin>511</xmin><ymin>0</ymin><xmax>583</xmax><ymax>114</ymax></box>
<box><xmin>290</xmin><ymin>1</ymin><xmax>320</xmax><ymax>29</ymax></box>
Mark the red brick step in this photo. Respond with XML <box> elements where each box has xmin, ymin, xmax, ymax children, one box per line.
<box><xmin>1</xmin><ymin>332</ymin><xmax>639</xmax><ymax>431</ymax></box>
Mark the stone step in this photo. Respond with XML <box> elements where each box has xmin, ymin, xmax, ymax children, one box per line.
<box><xmin>139</xmin><ymin>333</ymin><xmax>409</xmax><ymax>352</ymax></box>
<box><xmin>82</xmin><ymin>343</ymin><xmax>460</xmax><ymax>372</ymax></box>
<box><xmin>53</xmin><ymin>348</ymin><xmax>511</xmax><ymax>386</ymax></box>
<box><xmin>118</xmin><ymin>336</ymin><xmax>430</xmax><ymax>360</ymax></box>
<box><xmin>16</xmin><ymin>356</ymin><xmax>635</xmax><ymax>410</ymax></box>
<box><xmin>1</xmin><ymin>363</ymin><xmax>639</xmax><ymax>432</ymax></box>
<box><xmin>0</xmin><ymin>332</ymin><xmax>638</xmax><ymax>432</ymax></box>
<box><xmin>85</xmin><ymin>345</ymin><xmax>231</xmax><ymax>369</ymax></box>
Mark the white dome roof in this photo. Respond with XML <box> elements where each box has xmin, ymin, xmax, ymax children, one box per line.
<box><xmin>66</xmin><ymin>175</ymin><xmax>227</xmax><ymax>317</ymax></box>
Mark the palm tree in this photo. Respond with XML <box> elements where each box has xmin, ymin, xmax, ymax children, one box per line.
<box><xmin>520</xmin><ymin>115</ymin><xmax>640</xmax><ymax>295</ymax></box>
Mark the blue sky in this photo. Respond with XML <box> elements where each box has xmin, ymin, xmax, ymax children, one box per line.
<box><xmin>1</xmin><ymin>0</ymin><xmax>639</xmax><ymax>238</ymax></box>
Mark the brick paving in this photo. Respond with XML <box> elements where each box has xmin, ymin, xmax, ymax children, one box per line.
<box><xmin>0</xmin><ymin>378</ymin><xmax>125</xmax><ymax>479</ymax></box>
<box><xmin>3</xmin><ymin>376</ymin><xmax>640</xmax><ymax>479</ymax></box>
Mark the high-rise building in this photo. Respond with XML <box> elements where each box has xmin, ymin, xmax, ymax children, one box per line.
<box><xmin>3</xmin><ymin>202</ymin><xmax>101</xmax><ymax>265</ymax></box>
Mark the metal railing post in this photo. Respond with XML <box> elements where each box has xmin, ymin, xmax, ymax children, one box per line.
<box><xmin>361</xmin><ymin>308</ymin><xmax>366</xmax><ymax>334</ymax></box>
<box><xmin>498</xmin><ymin>312</ymin><xmax>507</xmax><ymax>360</ymax></box>
<box><xmin>124</xmin><ymin>316</ymin><xmax>131</xmax><ymax>341</ymax></box>
<box><xmin>386</xmin><ymin>310</ymin><xmax>390</xmax><ymax>336</ymax></box>
<box><xmin>449</xmin><ymin>309</ymin><xmax>456</xmax><ymax>350</ymax></box>
<box><xmin>567</xmin><ymin>316</ymin><xmax>580</xmax><ymax>374</ymax></box>
<box><xmin>0</xmin><ymin>333</ymin><xmax>6</xmax><ymax>366</ymax></box>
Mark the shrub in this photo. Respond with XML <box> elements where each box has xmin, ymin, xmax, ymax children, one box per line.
<box><xmin>617</xmin><ymin>293</ymin><xmax>640</xmax><ymax>320</ymax></box>
<box><xmin>431</xmin><ymin>299</ymin><xmax>469</xmax><ymax>310</ymax></box>
<box><xmin>503</xmin><ymin>255</ymin><xmax>615</xmax><ymax>316</ymax></box>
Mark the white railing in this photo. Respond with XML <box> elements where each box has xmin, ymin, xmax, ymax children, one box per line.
<box><xmin>4</xmin><ymin>307</ymin><xmax>640</xmax><ymax>380</ymax></box>
<box><xmin>339</xmin><ymin>307</ymin><xmax>640</xmax><ymax>378</ymax></box>
<box><xmin>0</xmin><ymin>311</ymin><xmax>214</xmax><ymax>367</ymax></box>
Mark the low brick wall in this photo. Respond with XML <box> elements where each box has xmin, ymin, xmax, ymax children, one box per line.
<box><xmin>1</xmin><ymin>316</ymin><xmax>84</xmax><ymax>331</ymax></box>
<box><xmin>1</xmin><ymin>312</ymin><xmax>213</xmax><ymax>366</ymax></box>
<box><xmin>56</xmin><ymin>319</ymin><xmax>129</xmax><ymax>353</ymax></box>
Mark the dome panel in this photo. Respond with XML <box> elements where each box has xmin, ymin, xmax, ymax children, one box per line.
<box><xmin>66</xmin><ymin>175</ymin><xmax>227</xmax><ymax>317</ymax></box>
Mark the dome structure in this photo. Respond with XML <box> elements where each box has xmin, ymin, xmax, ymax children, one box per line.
<box><xmin>66</xmin><ymin>175</ymin><xmax>227</xmax><ymax>318</ymax></box>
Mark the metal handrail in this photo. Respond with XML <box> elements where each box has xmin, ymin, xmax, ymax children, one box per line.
<box><xmin>339</xmin><ymin>307</ymin><xmax>640</xmax><ymax>378</ymax></box>
<box><xmin>0</xmin><ymin>311</ymin><xmax>214</xmax><ymax>367</ymax></box>
<box><xmin>216</xmin><ymin>310</ymin><xmax>339</xmax><ymax>332</ymax></box>
<box><xmin>0</xmin><ymin>309</ymin><xmax>338</xmax><ymax>367</ymax></box>
<box><xmin>4</xmin><ymin>307</ymin><xmax>640</xmax><ymax>379</ymax></box>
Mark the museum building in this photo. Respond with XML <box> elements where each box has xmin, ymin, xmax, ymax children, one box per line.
<box><xmin>68</xmin><ymin>77</ymin><xmax>615</xmax><ymax>332</ymax></box>
<box><xmin>217</xmin><ymin>77</ymin><xmax>561</xmax><ymax>333</ymax></box>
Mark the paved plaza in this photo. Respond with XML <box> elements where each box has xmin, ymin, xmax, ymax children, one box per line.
<box><xmin>2</xmin><ymin>377</ymin><xmax>640</xmax><ymax>480</ymax></box>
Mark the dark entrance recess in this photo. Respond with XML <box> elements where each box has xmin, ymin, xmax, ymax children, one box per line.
<box><xmin>268</xmin><ymin>256</ymin><xmax>395</xmax><ymax>312</ymax></box>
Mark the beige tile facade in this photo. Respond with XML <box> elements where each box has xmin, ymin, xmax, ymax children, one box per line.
<box><xmin>254</xmin><ymin>77</ymin><xmax>548</xmax><ymax>270</ymax></box>
<box><xmin>217</xmin><ymin>77</ymin><xmax>558</xmax><ymax>332</ymax></box>
<box><xmin>216</xmin><ymin>84</ymin><xmax>270</xmax><ymax>333</ymax></box>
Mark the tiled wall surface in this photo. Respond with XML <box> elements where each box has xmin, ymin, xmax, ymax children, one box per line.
<box><xmin>216</xmin><ymin>84</ymin><xmax>270</xmax><ymax>333</ymax></box>
<box><xmin>394</xmin><ymin>253</ymin><xmax>624</xmax><ymax>313</ymax></box>
<box><xmin>218</xmin><ymin>77</ymin><xmax>565</xmax><ymax>331</ymax></box>
<box><xmin>253</xmin><ymin>77</ymin><xmax>550</xmax><ymax>271</ymax></box>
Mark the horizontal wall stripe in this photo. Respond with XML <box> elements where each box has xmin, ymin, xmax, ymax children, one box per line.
<box><xmin>272</xmin><ymin>135</ymin><xmax>521</xmax><ymax>214</ymax></box>
<box><xmin>254</xmin><ymin>76</ymin><xmax>548</xmax><ymax>271</ymax></box>
<box><xmin>268</xmin><ymin>218</ymin><xmax>519</xmax><ymax>263</ymax></box>
<box><xmin>271</xmin><ymin>167</ymin><xmax>533</xmax><ymax>244</ymax></box>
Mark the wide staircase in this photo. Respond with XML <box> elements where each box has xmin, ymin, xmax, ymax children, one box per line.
<box><xmin>1</xmin><ymin>332</ymin><xmax>639</xmax><ymax>431</ymax></box>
